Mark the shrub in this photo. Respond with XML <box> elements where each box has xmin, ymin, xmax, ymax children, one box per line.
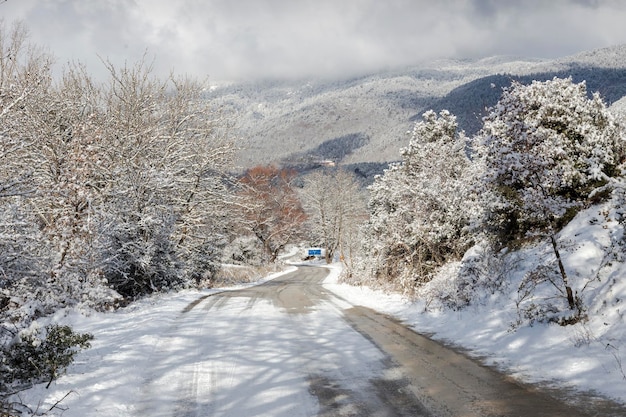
<box><xmin>1</xmin><ymin>324</ymin><xmax>93</xmax><ymax>391</ymax></box>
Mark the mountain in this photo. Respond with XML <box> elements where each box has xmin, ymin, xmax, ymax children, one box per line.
<box><xmin>209</xmin><ymin>45</ymin><xmax>626</xmax><ymax>176</ymax></box>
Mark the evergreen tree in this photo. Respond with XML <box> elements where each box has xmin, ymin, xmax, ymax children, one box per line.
<box><xmin>475</xmin><ymin>77</ymin><xmax>625</xmax><ymax>311</ymax></box>
<box><xmin>361</xmin><ymin>110</ymin><xmax>475</xmax><ymax>293</ymax></box>
<box><xmin>477</xmin><ymin>77</ymin><xmax>624</xmax><ymax>245</ymax></box>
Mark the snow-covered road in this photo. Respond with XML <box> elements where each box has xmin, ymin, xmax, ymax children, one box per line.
<box><xmin>133</xmin><ymin>266</ymin><xmax>598</xmax><ymax>417</ymax></box>
<box><xmin>137</xmin><ymin>266</ymin><xmax>405</xmax><ymax>417</ymax></box>
<box><xmin>26</xmin><ymin>264</ymin><xmax>625</xmax><ymax>416</ymax></box>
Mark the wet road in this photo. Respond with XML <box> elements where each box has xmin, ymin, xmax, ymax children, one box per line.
<box><xmin>140</xmin><ymin>266</ymin><xmax>625</xmax><ymax>417</ymax></box>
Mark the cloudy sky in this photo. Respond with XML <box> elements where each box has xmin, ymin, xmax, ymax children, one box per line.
<box><xmin>3</xmin><ymin>0</ymin><xmax>626</xmax><ymax>82</ymax></box>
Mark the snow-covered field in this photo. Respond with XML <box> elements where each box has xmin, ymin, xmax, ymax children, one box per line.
<box><xmin>14</xmin><ymin>202</ymin><xmax>626</xmax><ymax>415</ymax></box>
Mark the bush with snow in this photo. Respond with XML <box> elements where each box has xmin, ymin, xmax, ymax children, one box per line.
<box><xmin>99</xmin><ymin>212</ymin><xmax>183</xmax><ymax>299</ymax></box>
<box><xmin>222</xmin><ymin>235</ymin><xmax>267</xmax><ymax>266</ymax></box>
<box><xmin>1</xmin><ymin>323</ymin><xmax>93</xmax><ymax>393</ymax></box>
<box><xmin>356</xmin><ymin>110</ymin><xmax>476</xmax><ymax>294</ymax></box>
<box><xmin>475</xmin><ymin>77</ymin><xmax>624</xmax><ymax>246</ymax></box>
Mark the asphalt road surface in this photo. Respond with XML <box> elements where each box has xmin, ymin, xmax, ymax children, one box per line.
<box><xmin>138</xmin><ymin>265</ymin><xmax>626</xmax><ymax>417</ymax></box>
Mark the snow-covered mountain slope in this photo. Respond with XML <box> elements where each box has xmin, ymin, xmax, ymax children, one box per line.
<box><xmin>211</xmin><ymin>44</ymin><xmax>626</xmax><ymax>171</ymax></box>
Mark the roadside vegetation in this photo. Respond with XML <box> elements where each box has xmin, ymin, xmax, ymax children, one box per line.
<box><xmin>347</xmin><ymin>76</ymin><xmax>625</xmax><ymax>329</ymax></box>
<box><xmin>0</xmin><ymin>21</ymin><xmax>238</xmax><ymax>413</ymax></box>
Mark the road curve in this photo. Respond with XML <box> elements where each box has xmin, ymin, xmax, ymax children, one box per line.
<box><xmin>139</xmin><ymin>265</ymin><xmax>626</xmax><ymax>417</ymax></box>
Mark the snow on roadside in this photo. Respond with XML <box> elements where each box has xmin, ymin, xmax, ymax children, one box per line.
<box><xmin>13</xmin><ymin>199</ymin><xmax>626</xmax><ymax>414</ymax></box>
<box><xmin>322</xmin><ymin>200</ymin><xmax>626</xmax><ymax>405</ymax></box>
<box><xmin>325</xmin><ymin>263</ymin><xmax>626</xmax><ymax>404</ymax></box>
<box><xmin>16</xmin><ymin>267</ymin><xmax>297</xmax><ymax>417</ymax></box>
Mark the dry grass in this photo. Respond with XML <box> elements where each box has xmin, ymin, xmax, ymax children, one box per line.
<box><xmin>211</xmin><ymin>264</ymin><xmax>286</xmax><ymax>287</ymax></box>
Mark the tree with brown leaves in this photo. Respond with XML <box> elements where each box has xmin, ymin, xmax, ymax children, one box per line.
<box><xmin>236</xmin><ymin>165</ymin><xmax>307</xmax><ymax>263</ymax></box>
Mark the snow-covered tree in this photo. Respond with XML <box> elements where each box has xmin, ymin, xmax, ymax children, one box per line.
<box><xmin>0</xmin><ymin>21</ymin><xmax>58</xmax><ymax>318</ymax></box>
<box><xmin>360</xmin><ymin>110</ymin><xmax>475</xmax><ymax>293</ymax></box>
<box><xmin>96</xmin><ymin>60</ymin><xmax>235</xmax><ymax>297</ymax></box>
<box><xmin>476</xmin><ymin>77</ymin><xmax>625</xmax><ymax>311</ymax></box>
<box><xmin>0</xmin><ymin>23</ymin><xmax>103</xmax><ymax>406</ymax></box>
<box><xmin>300</xmin><ymin>169</ymin><xmax>366</xmax><ymax>264</ymax></box>
<box><xmin>0</xmin><ymin>21</ymin><xmax>52</xmax><ymax>200</ymax></box>
<box><xmin>477</xmin><ymin>77</ymin><xmax>624</xmax><ymax>244</ymax></box>
<box><xmin>0</xmin><ymin>21</ymin><xmax>238</xmax><ymax>409</ymax></box>
<box><xmin>1</xmin><ymin>48</ymin><xmax>236</xmax><ymax>302</ymax></box>
<box><xmin>17</xmin><ymin>63</ymin><xmax>111</xmax><ymax>306</ymax></box>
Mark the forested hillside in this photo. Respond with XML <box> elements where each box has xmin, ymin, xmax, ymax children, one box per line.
<box><xmin>213</xmin><ymin>45</ymin><xmax>626</xmax><ymax>172</ymax></box>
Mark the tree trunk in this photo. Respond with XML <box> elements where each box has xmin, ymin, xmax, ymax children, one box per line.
<box><xmin>325</xmin><ymin>248</ymin><xmax>333</xmax><ymax>264</ymax></box>
<box><xmin>550</xmin><ymin>234</ymin><xmax>575</xmax><ymax>309</ymax></box>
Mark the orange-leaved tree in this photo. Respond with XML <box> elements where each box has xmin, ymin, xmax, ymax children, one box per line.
<box><xmin>236</xmin><ymin>165</ymin><xmax>306</xmax><ymax>262</ymax></box>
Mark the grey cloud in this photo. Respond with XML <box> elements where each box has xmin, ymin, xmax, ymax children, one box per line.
<box><xmin>3</xmin><ymin>0</ymin><xmax>626</xmax><ymax>82</ymax></box>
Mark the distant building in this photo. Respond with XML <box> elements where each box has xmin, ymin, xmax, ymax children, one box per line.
<box><xmin>316</xmin><ymin>160</ymin><xmax>336</xmax><ymax>167</ymax></box>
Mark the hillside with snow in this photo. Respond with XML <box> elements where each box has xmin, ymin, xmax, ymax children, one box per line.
<box><xmin>213</xmin><ymin>45</ymin><xmax>626</xmax><ymax>172</ymax></box>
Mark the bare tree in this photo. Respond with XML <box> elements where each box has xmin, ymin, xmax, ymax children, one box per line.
<box><xmin>96</xmin><ymin>59</ymin><xmax>236</xmax><ymax>296</ymax></box>
<box><xmin>0</xmin><ymin>20</ymin><xmax>56</xmax><ymax>301</ymax></box>
<box><xmin>1</xmin><ymin>45</ymin><xmax>236</xmax><ymax>301</ymax></box>
<box><xmin>0</xmin><ymin>21</ymin><xmax>53</xmax><ymax>199</ymax></box>
<box><xmin>300</xmin><ymin>169</ymin><xmax>366</xmax><ymax>264</ymax></box>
